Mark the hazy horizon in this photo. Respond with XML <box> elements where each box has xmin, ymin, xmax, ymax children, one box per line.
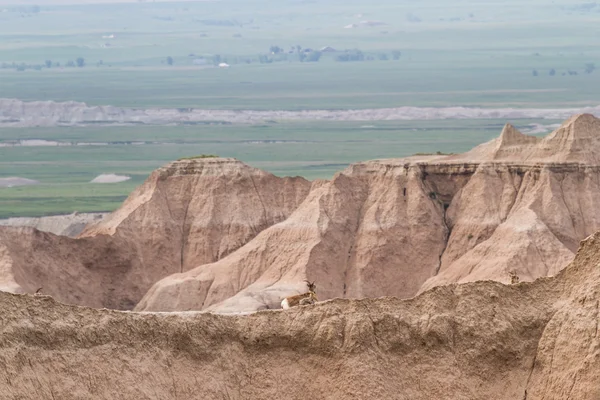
<box><xmin>2</xmin><ymin>0</ymin><xmax>600</xmax><ymax>216</ymax></box>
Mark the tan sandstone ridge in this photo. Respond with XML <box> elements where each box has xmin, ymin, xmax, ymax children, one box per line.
<box><xmin>0</xmin><ymin>158</ymin><xmax>309</xmax><ymax>309</ymax></box>
<box><xmin>137</xmin><ymin>114</ymin><xmax>600</xmax><ymax>313</ymax></box>
<box><xmin>3</xmin><ymin>229</ymin><xmax>600</xmax><ymax>399</ymax></box>
<box><xmin>2</xmin><ymin>114</ymin><xmax>600</xmax><ymax>314</ymax></box>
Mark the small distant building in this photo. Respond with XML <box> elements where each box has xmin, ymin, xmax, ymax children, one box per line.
<box><xmin>320</xmin><ymin>46</ymin><xmax>336</xmax><ymax>52</ymax></box>
<box><xmin>218</xmin><ymin>62</ymin><xmax>230</xmax><ymax>68</ymax></box>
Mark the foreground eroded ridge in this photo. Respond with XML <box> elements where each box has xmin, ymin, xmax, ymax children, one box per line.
<box><xmin>3</xmin><ymin>230</ymin><xmax>600</xmax><ymax>399</ymax></box>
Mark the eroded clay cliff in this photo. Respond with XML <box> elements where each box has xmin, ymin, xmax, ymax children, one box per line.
<box><xmin>2</xmin><ymin>229</ymin><xmax>600</xmax><ymax>399</ymax></box>
<box><xmin>3</xmin><ymin>115</ymin><xmax>600</xmax><ymax>313</ymax></box>
<box><xmin>139</xmin><ymin>114</ymin><xmax>600</xmax><ymax>313</ymax></box>
<box><xmin>0</xmin><ymin>158</ymin><xmax>309</xmax><ymax>309</ymax></box>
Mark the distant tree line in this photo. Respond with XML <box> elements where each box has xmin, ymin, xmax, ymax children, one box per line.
<box><xmin>181</xmin><ymin>45</ymin><xmax>403</xmax><ymax>67</ymax></box>
<box><xmin>532</xmin><ymin>63</ymin><xmax>595</xmax><ymax>77</ymax></box>
<box><xmin>4</xmin><ymin>46</ymin><xmax>403</xmax><ymax>71</ymax></box>
<box><xmin>1</xmin><ymin>57</ymin><xmax>89</xmax><ymax>71</ymax></box>
<box><xmin>267</xmin><ymin>45</ymin><xmax>402</xmax><ymax>63</ymax></box>
<box><xmin>332</xmin><ymin>49</ymin><xmax>400</xmax><ymax>62</ymax></box>
<box><xmin>335</xmin><ymin>50</ymin><xmax>365</xmax><ymax>62</ymax></box>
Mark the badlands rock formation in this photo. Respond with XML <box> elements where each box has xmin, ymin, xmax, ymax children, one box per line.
<box><xmin>2</xmin><ymin>114</ymin><xmax>600</xmax><ymax>313</ymax></box>
<box><xmin>0</xmin><ymin>158</ymin><xmax>309</xmax><ymax>309</ymax></box>
<box><xmin>90</xmin><ymin>174</ymin><xmax>131</xmax><ymax>183</ymax></box>
<box><xmin>0</xmin><ymin>212</ymin><xmax>107</xmax><ymax>237</ymax></box>
<box><xmin>139</xmin><ymin>114</ymin><xmax>600</xmax><ymax>312</ymax></box>
<box><xmin>0</xmin><ymin>177</ymin><xmax>39</xmax><ymax>188</ymax></box>
<box><xmin>3</xmin><ymin>97</ymin><xmax>600</xmax><ymax>126</ymax></box>
<box><xmin>2</xmin><ymin>230</ymin><xmax>600</xmax><ymax>399</ymax></box>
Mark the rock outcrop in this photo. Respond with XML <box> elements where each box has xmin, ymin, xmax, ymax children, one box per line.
<box><xmin>0</xmin><ymin>212</ymin><xmax>107</xmax><ymax>237</ymax></box>
<box><xmin>3</xmin><ymin>114</ymin><xmax>600</xmax><ymax>313</ymax></box>
<box><xmin>0</xmin><ymin>177</ymin><xmax>39</xmax><ymax>188</ymax></box>
<box><xmin>0</xmin><ymin>158</ymin><xmax>310</xmax><ymax>309</ymax></box>
<box><xmin>2</xmin><ymin>230</ymin><xmax>600</xmax><ymax>399</ymax></box>
<box><xmin>81</xmin><ymin>158</ymin><xmax>310</xmax><ymax>271</ymax></box>
<box><xmin>452</xmin><ymin>113</ymin><xmax>600</xmax><ymax>163</ymax></box>
<box><xmin>3</xmin><ymin>97</ymin><xmax>600</xmax><ymax>127</ymax></box>
<box><xmin>139</xmin><ymin>114</ymin><xmax>600</xmax><ymax>312</ymax></box>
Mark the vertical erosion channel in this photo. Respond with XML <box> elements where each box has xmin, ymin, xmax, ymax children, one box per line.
<box><xmin>436</xmin><ymin>200</ymin><xmax>451</xmax><ymax>276</ymax></box>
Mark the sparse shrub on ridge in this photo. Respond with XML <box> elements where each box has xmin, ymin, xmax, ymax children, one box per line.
<box><xmin>413</xmin><ymin>151</ymin><xmax>455</xmax><ymax>156</ymax></box>
<box><xmin>178</xmin><ymin>154</ymin><xmax>219</xmax><ymax>160</ymax></box>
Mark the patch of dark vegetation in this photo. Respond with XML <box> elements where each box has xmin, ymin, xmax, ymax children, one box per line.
<box><xmin>414</xmin><ymin>151</ymin><xmax>455</xmax><ymax>156</ymax></box>
<box><xmin>304</xmin><ymin>163</ymin><xmax>349</xmax><ymax>170</ymax></box>
<box><xmin>178</xmin><ymin>154</ymin><xmax>219</xmax><ymax>160</ymax></box>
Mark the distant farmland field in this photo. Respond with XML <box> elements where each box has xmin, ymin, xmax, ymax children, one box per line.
<box><xmin>0</xmin><ymin>0</ymin><xmax>598</xmax><ymax>217</ymax></box>
<box><xmin>0</xmin><ymin>119</ymin><xmax>559</xmax><ymax>218</ymax></box>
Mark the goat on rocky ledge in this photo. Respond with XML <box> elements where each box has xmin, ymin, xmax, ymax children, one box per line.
<box><xmin>281</xmin><ymin>280</ymin><xmax>318</xmax><ymax>309</ymax></box>
<box><xmin>508</xmin><ymin>270</ymin><xmax>520</xmax><ymax>284</ymax></box>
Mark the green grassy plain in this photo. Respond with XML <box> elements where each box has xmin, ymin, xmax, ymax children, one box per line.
<box><xmin>0</xmin><ymin>0</ymin><xmax>599</xmax><ymax>217</ymax></box>
<box><xmin>2</xmin><ymin>63</ymin><xmax>600</xmax><ymax>110</ymax></box>
<box><xmin>0</xmin><ymin>119</ymin><xmax>558</xmax><ymax>217</ymax></box>
<box><xmin>1</xmin><ymin>0</ymin><xmax>600</xmax><ymax>110</ymax></box>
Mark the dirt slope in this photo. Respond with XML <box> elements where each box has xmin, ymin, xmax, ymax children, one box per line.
<box><xmin>139</xmin><ymin>114</ymin><xmax>600</xmax><ymax>312</ymax></box>
<box><xmin>0</xmin><ymin>158</ymin><xmax>309</xmax><ymax>309</ymax></box>
<box><xmin>136</xmin><ymin>161</ymin><xmax>468</xmax><ymax>312</ymax></box>
<box><xmin>420</xmin><ymin>114</ymin><xmax>600</xmax><ymax>292</ymax></box>
<box><xmin>3</xmin><ymin>230</ymin><xmax>600</xmax><ymax>399</ymax></box>
<box><xmin>81</xmin><ymin>158</ymin><xmax>310</xmax><ymax>271</ymax></box>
